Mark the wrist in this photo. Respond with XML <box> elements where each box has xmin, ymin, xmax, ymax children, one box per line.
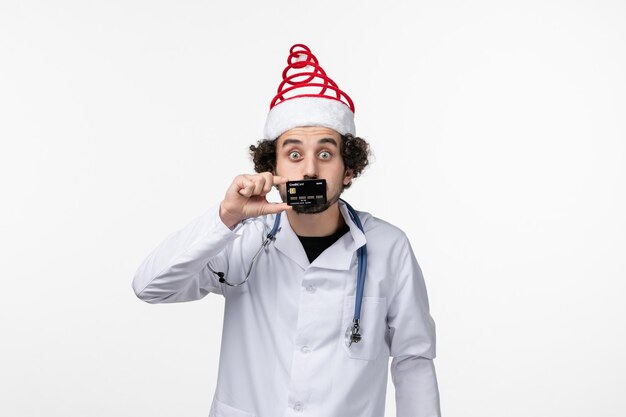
<box><xmin>219</xmin><ymin>202</ymin><xmax>243</xmax><ymax>229</ymax></box>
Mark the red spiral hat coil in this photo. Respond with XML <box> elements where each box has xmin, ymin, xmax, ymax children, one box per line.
<box><xmin>269</xmin><ymin>44</ymin><xmax>355</xmax><ymax>113</ymax></box>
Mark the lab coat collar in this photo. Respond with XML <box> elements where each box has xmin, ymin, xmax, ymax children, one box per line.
<box><xmin>273</xmin><ymin>199</ymin><xmax>366</xmax><ymax>271</ymax></box>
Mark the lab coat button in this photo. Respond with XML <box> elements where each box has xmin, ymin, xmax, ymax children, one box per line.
<box><xmin>300</xmin><ymin>346</ymin><xmax>311</xmax><ymax>354</ymax></box>
<box><xmin>293</xmin><ymin>402</ymin><xmax>304</xmax><ymax>412</ymax></box>
<box><xmin>305</xmin><ymin>285</ymin><xmax>316</xmax><ymax>293</ymax></box>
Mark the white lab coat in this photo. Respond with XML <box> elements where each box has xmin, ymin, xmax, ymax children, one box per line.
<box><xmin>132</xmin><ymin>199</ymin><xmax>441</xmax><ymax>417</ymax></box>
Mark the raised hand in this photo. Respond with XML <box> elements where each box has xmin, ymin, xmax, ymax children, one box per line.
<box><xmin>219</xmin><ymin>172</ymin><xmax>291</xmax><ymax>228</ymax></box>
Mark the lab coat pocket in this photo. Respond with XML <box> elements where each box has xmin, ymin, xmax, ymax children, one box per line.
<box><xmin>341</xmin><ymin>295</ymin><xmax>387</xmax><ymax>361</ymax></box>
<box><xmin>209</xmin><ymin>397</ymin><xmax>256</xmax><ymax>417</ymax></box>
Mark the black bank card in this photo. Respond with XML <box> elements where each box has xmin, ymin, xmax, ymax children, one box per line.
<box><xmin>286</xmin><ymin>179</ymin><xmax>327</xmax><ymax>206</ymax></box>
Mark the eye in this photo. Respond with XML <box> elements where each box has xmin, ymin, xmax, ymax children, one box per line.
<box><xmin>289</xmin><ymin>151</ymin><xmax>301</xmax><ymax>160</ymax></box>
<box><xmin>319</xmin><ymin>151</ymin><xmax>331</xmax><ymax>160</ymax></box>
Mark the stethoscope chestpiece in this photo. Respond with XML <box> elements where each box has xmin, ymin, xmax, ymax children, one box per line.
<box><xmin>345</xmin><ymin>319</ymin><xmax>362</xmax><ymax>348</ymax></box>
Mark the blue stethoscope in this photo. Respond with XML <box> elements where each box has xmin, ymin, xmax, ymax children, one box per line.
<box><xmin>208</xmin><ymin>198</ymin><xmax>367</xmax><ymax>347</ymax></box>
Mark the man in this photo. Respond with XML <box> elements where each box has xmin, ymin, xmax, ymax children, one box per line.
<box><xmin>133</xmin><ymin>44</ymin><xmax>441</xmax><ymax>417</ymax></box>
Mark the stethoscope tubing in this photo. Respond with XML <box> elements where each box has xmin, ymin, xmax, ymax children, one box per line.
<box><xmin>210</xmin><ymin>198</ymin><xmax>367</xmax><ymax>345</ymax></box>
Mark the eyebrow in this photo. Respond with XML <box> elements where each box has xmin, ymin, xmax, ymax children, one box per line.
<box><xmin>281</xmin><ymin>138</ymin><xmax>338</xmax><ymax>148</ymax></box>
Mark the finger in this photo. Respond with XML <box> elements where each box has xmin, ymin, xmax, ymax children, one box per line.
<box><xmin>261</xmin><ymin>183</ymin><xmax>272</xmax><ymax>196</ymax></box>
<box><xmin>273</xmin><ymin>175</ymin><xmax>289</xmax><ymax>185</ymax></box>
<box><xmin>260</xmin><ymin>172</ymin><xmax>274</xmax><ymax>182</ymax></box>
<box><xmin>238</xmin><ymin>179</ymin><xmax>255</xmax><ymax>197</ymax></box>
<box><xmin>261</xmin><ymin>173</ymin><xmax>275</xmax><ymax>195</ymax></box>
<box><xmin>235</xmin><ymin>175</ymin><xmax>252</xmax><ymax>191</ymax></box>
<box><xmin>252</xmin><ymin>177</ymin><xmax>266</xmax><ymax>196</ymax></box>
<box><xmin>241</xmin><ymin>174</ymin><xmax>268</xmax><ymax>196</ymax></box>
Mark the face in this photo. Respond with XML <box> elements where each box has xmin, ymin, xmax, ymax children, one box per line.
<box><xmin>274</xmin><ymin>126</ymin><xmax>354</xmax><ymax>214</ymax></box>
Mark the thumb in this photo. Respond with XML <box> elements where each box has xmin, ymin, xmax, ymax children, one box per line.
<box><xmin>260</xmin><ymin>202</ymin><xmax>292</xmax><ymax>216</ymax></box>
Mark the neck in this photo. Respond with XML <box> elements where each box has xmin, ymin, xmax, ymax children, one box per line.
<box><xmin>287</xmin><ymin>202</ymin><xmax>345</xmax><ymax>237</ymax></box>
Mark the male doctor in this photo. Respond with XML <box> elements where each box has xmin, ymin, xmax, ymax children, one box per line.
<box><xmin>132</xmin><ymin>44</ymin><xmax>441</xmax><ymax>417</ymax></box>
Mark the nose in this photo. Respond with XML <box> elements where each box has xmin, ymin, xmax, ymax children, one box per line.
<box><xmin>302</xmin><ymin>154</ymin><xmax>318</xmax><ymax>179</ymax></box>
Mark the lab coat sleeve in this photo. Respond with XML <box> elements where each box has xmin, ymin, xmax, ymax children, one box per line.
<box><xmin>388</xmin><ymin>235</ymin><xmax>441</xmax><ymax>417</ymax></box>
<box><xmin>132</xmin><ymin>203</ymin><xmax>240</xmax><ymax>303</ymax></box>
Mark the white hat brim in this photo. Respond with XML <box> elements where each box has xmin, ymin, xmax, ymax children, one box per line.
<box><xmin>263</xmin><ymin>97</ymin><xmax>356</xmax><ymax>140</ymax></box>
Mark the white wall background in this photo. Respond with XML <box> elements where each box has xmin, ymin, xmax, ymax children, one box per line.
<box><xmin>1</xmin><ymin>0</ymin><xmax>625</xmax><ymax>416</ymax></box>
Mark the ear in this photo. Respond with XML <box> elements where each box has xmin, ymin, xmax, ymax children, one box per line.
<box><xmin>343</xmin><ymin>168</ymin><xmax>354</xmax><ymax>186</ymax></box>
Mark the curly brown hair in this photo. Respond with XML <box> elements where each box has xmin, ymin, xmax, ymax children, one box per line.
<box><xmin>248</xmin><ymin>134</ymin><xmax>371</xmax><ymax>189</ymax></box>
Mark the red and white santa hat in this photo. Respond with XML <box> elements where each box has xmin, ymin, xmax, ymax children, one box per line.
<box><xmin>263</xmin><ymin>44</ymin><xmax>355</xmax><ymax>140</ymax></box>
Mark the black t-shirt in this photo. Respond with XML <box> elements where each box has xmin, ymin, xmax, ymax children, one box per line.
<box><xmin>296</xmin><ymin>222</ymin><xmax>351</xmax><ymax>263</ymax></box>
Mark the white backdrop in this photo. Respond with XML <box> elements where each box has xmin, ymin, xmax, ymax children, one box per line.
<box><xmin>1</xmin><ymin>1</ymin><xmax>625</xmax><ymax>416</ymax></box>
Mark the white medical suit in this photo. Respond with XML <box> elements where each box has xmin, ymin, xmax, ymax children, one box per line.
<box><xmin>132</xmin><ymin>199</ymin><xmax>441</xmax><ymax>417</ymax></box>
